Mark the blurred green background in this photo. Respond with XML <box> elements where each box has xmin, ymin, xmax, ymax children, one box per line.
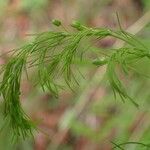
<box><xmin>1</xmin><ymin>0</ymin><xmax>150</xmax><ymax>150</ymax></box>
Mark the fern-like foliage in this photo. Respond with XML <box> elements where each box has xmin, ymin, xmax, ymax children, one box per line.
<box><xmin>0</xmin><ymin>20</ymin><xmax>149</xmax><ymax>139</ymax></box>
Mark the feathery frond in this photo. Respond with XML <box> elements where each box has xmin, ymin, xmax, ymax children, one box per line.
<box><xmin>0</xmin><ymin>20</ymin><xmax>149</xmax><ymax>139</ymax></box>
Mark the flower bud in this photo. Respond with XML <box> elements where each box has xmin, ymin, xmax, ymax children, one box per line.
<box><xmin>71</xmin><ymin>21</ymin><xmax>84</xmax><ymax>31</ymax></box>
<box><xmin>92</xmin><ymin>57</ymin><xmax>108</xmax><ymax>66</ymax></box>
<box><xmin>52</xmin><ymin>19</ymin><xmax>61</xmax><ymax>27</ymax></box>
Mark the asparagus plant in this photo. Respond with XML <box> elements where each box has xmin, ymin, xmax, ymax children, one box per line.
<box><xmin>0</xmin><ymin>20</ymin><xmax>150</xmax><ymax>141</ymax></box>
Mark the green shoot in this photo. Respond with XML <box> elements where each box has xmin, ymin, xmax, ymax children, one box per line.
<box><xmin>0</xmin><ymin>20</ymin><xmax>149</xmax><ymax>139</ymax></box>
<box><xmin>112</xmin><ymin>141</ymin><xmax>150</xmax><ymax>149</ymax></box>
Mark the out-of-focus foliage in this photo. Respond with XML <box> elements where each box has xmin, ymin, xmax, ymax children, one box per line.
<box><xmin>0</xmin><ymin>0</ymin><xmax>48</xmax><ymax>11</ymax></box>
<box><xmin>142</xmin><ymin>0</ymin><xmax>150</xmax><ymax>10</ymax></box>
<box><xmin>19</xmin><ymin>0</ymin><xmax>48</xmax><ymax>11</ymax></box>
<box><xmin>0</xmin><ymin>0</ymin><xmax>8</xmax><ymax>14</ymax></box>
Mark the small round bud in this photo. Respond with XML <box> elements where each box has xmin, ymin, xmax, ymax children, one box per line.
<box><xmin>71</xmin><ymin>21</ymin><xmax>83</xmax><ymax>31</ymax></box>
<box><xmin>52</xmin><ymin>19</ymin><xmax>61</xmax><ymax>27</ymax></box>
<box><xmin>92</xmin><ymin>57</ymin><xmax>108</xmax><ymax>66</ymax></box>
<box><xmin>71</xmin><ymin>21</ymin><xmax>81</xmax><ymax>27</ymax></box>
